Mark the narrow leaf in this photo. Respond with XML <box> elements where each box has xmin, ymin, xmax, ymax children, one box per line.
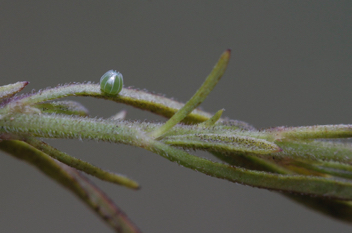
<box><xmin>34</xmin><ymin>101</ymin><xmax>89</xmax><ymax>116</ymax></box>
<box><xmin>149</xmin><ymin>50</ymin><xmax>231</xmax><ymax>138</ymax></box>
<box><xmin>276</xmin><ymin>140</ymin><xmax>352</xmax><ymax>165</ymax></box>
<box><xmin>0</xmin><ymin>81</ymin><xmax>29</xmax><ymax>100</ymax></box>
<box><xmin>198</xmin><ymin>109</ymin><xmax>224</xmax><ymax>127</ymax></box>
<box><xmin>162</xmin><ymin>133</ymin><xmax>281</xmax><ymax>154</ymax></box>
<box><xmin>143</xmin><ymin>139</ymin><xmax>352</xmax><ymax>200</ymax></box>
<box><xmin>287</xmin><ymin>159</ymin><xmax>352</xmax><ymax>180</ymax></box>
<box><xmin>269</xmin><ymin>125</ymin><xmax>352</xmax><ymax>140</ymax></box>
<box><xmin>22</xmin><ymin>136</ymin><xmax>139</xmax><ymax>189</ymax></box>
<box><xmin>0</xmin><ymin>140</ymin><xmax>141</xmax><ymax>233</ymax></box>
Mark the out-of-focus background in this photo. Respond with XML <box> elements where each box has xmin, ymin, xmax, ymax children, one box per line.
<box><xmin>1</xmin><ymin>1</ymin><xmax>351</xmax><ymax>232</ymax></box>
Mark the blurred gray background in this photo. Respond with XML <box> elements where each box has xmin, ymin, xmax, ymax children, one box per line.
<box><xmin>1</xmin><ymin>1</ymin><xmax>351</xmax><ymax>232</ymax></box>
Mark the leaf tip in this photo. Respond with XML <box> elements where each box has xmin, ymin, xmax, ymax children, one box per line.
<box><xmin>223</xmin><ymin>49</ymin><xmax>231</xmax><ymax>59</ymax></box>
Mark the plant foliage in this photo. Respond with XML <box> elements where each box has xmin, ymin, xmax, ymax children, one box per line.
<box><xmin>1</xmin><ymin>50</ymin><xmax>352</xmax><ymax>232</ymax></box>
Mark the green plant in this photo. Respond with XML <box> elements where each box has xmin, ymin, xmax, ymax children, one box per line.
<box><xmin>1</xmin><ymin>50</ymin><xmax>352</xmax><ymax>232</ymax></box>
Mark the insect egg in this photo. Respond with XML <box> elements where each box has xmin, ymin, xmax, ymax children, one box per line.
<box><xmin>100</xmin><ymin>70</ymin><xmax>123</xmax><ymax>95</ymax></box>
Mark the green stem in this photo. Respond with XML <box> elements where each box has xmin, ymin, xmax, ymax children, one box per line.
<box><xmin>0</xmin><ymin>114</ymin><xmax>271</xmax><ymax>150</ymax></box>
<box><xmin>0</xmin><ymin>114</ymin><xmax>144</xmax><ymax>147</ymax></box>
<box><xmin>1</xmin><ymin>83</ymin><xmax>214</xmax><ymax>124</ymax></box>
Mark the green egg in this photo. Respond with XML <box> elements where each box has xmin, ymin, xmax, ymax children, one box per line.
<box><xmin>100</xmin><ymin>70</ymin><xmax>123</xmax><ymax>95</ymax></box>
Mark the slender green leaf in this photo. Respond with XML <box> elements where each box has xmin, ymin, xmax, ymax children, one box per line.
<box><xmin>149</xmin><ymin>50</ymin><xmax>231</xmax><ymax>138</ymax></box>
<box><xmin>0</xmin><ymin>140</ymin><xmax>141</xmax><ymax>233</ymax></box>
<box><xmin>0</xmin><ymin>81</ymin><xmax>29</xmax><ymax>100</ymax></box>
<box><xmin>34</xmin><ymin>101</ymin><xmax>89</xmax><ymax>116</ymax></box>
<box><xmin>198</xmin><ymin>109</ymin><xmax>224</xmax><ymax>127</ymax></box>
<box><xmin>22</xmin><ymin>136</ymin><xmax>139</xmax><ymax>189</ymax></box>
<box><xmin>288</xmin><ymin>159</ymin><xmax>352</xmax><ymax>180</ymax></box>
<box><xmin>269</xmin><ymin>125</ymin><xmax>352</xmax><ymax>140</ymax></box>
<box><xmin>276</xmin><ymin>140</ymin><xmax>352</xmax><ymax>164</ymax></box>
<box><xmin>162</xmin><ymin>133</ymin><xmax>281</xmax><ymax>154</ymax></box>
<box><xmin>143</xmin><ymin>139</ymin><xmax>352</xmax><ymax>200</ymax></box>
